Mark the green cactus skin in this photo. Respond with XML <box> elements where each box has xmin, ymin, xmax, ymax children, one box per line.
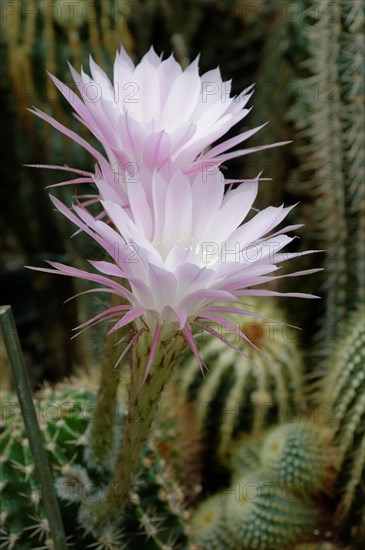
<box><xmin>191</xmin><ymin>472</ymin><xmax>318</xmax><ymax>550</ymax></box>
<box><xmin>0</xmin><ymin>384</ymin><xmax>190</xmax><ymax>549</ymax></box>
<box><xmin>179</xmin><ymin>298</ymin><xmax>305</xmax><ymax>460</ymax></box>
<box><xmin>317</xmin><ymin>308</ymin><xmax>365</xmax><ymax>544</ymax></box>
<box><xmin>259</xmin><ymin>421</ymin><xmax>337</xmax><ymax>498</ymax></box>
<box><xmin>223</xmin><ymin>472</ymin><xmax>318</xmax><ymax>550</ymax></box>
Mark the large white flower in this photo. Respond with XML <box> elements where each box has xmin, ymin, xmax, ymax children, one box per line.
<box><xmin>30</xmin><ymin>168</ymin><xmax>318</xmax><ymax>371</ymax></box>
<box><xmin>29</xmin><ymin>46</ymin><xmax>287</xmax><ymax>205</ymax></box>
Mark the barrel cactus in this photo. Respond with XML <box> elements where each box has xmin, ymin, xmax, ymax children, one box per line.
<box><xmin>179</xmin><ymin>298</ymin><xmax>305</xmax><ymax>460</ymax></box>
<box><xmin>190</xmin><ymin>471</ymin><xmax>319</xmax><ymax>550</ymax></box>
<box><xmin>229</xmin><ymin>420</ymin><xmax>337</xmax><ymax>502</ymax></box>
<box><xmin>259</xmin><ymin>421</ymin><xmax>337</xmax><ymax>498</ymax></box>
<box><xmin>0</xmin><ymin>382</ymin><xmax>190</xmax><ymax>549</ymax></box>
<box><xmin>0</xmin><ymin>384</ymin><xmax>95</xmax><ymax>548</ymax></box>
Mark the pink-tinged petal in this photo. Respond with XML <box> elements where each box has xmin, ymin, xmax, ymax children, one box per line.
<box><xmin>89</xmin><ymin>55</ymin><xmax>115</xmax><ymax>101</ymax></box>
<box><xmin>108</xmin><ymin>308</ymin><xmax>145</xmax><ymax>333</ymax></box>
<box><xmin>100</xmin><ymin>200</ymin><xmax>162</xmax><ymax>267</ymax></box>
<box><xmin>151</xmin><ymin>170</ymin><xmax>168</xmax><ymax>239</ymax></box>
<box><xmin>74</xmin><ymin>305</ymin><xmax>131</xmax><ymax>331</ymax></box>
<box><xmin>127</xmin><ymin>180</ymin><xmax>153</xmax><ymax>240</ymax></box>
<box><xmin>119</xmin><ymin>112</ymin><xmax>146</xmax><ymax>158</ymax></box>
<box><xmin>163</xmin><ymin>172</ymin><xmax>192</xmax><ymax>244</ymax></box>
<box><xmin>114</xmin><ymin>329</ymin><xmax>145</xmax><ymax>369</ymax></box>
<box><xmin>49</xmin><ymin>195</ymin><xmax>114</xmax><ymax>254</ymax></box>
<box><xmin>184</xmin><ymin>54</ymin><xmax>200</xmax><ymax>74</ymax></box>
<box><xmin>148</xmin><ymin>263</ymin><xmax>177</xmax><ymax>309</ymax></box>
<box><xmin>180</xmin><ymin>289</ymin><xmax>235</xmax><ymax>314</ymax></box>
<box><xmin>129</xmin><ymin>279</ymin><xmax>154</xmax><ymax>309</ymax></box>
<box><xmin>170</xmin><ymin>122</ymin><xmax>197</xmax><ymax>156</ymax></box>
<box><xmin>156</xmin><ymin>54</ymin><xmax>183</xmax><ymax>105</ymax></box>
<box><xmin>205</xmin><ymin>122</ymin><xmax>267</xmax><ymax>158</ymax></box>
<box><xmin>236</xmin><ymin>289</ymin><xmax>321</xmax><ymax>299</ymax></box>
<box><xmin>88</xmin><ymin>260</ymin><xmax>125</xmax><ymax>278</ymax></box>
<box><xmin>191</xmin><ymin>170</ymin><xmax>224</xmax><ymax>235</ymax></box>
<box><xmin>141</xmin><ymin>46</ymin><xmax>162</xmax><ymax>68</ymax></box>
<box><xmin>164</xmin><ymin>246</ymin><xmax>200</xmax><ymax>272</ymax></box>
<box><xmin>142</xmin><ymin>323</ymin><xmax>163</xmax><ymax>384</ymax></box>
<box><xmin>114</xmin><ymin>45</ymin><xmax>135</xmax><ymax>73</ymax></box>
<box><xmin>182</xmin><ymin>324</ymin><xmax>204</xmax><ymax>374</ymax></box>
<box><xmin>162</xmin><ymin>70</ymin><xmax>202</xmax><ymax>127</ymax></box>
<box><xmin>223</xmin><ymin>85</ymin><xmax>255</xmax><ymax>116</ymax></box>
<box><xmin>173</xmin><ymin>308</ymin><xmax>188</xmax><ymax>330</ymax></box>
<box><xmin>25</xmin><ymin>163</ymin><xmax>93</xmax><ymax>178</ymax></box>
<box><xmin>239</xmin><ymin>235</ymin><xmax>295</xmax><ymax>263</ymax></box>
<box><xmin>228</xmin><ymin>205</ymin><xmax>286</xmax><ymax>248</ymax></box>
<box><xmin>134</xmin><ymin>58</ymin><xmax>160</xmax><ymax>121</ymax></box>
<box><xmin>70</xmin><ymin>310</ymin><xmax>129</xmax><ymax>340</ymax></box>
<box><xmin>27</xmin><ymin>261</ymin><xmax>132</xmax><ymax>301</ymax></box>
<box><xmin>29</xmin><ymin>108</ymin><xmax>109</xmax><ymax>170</ymax></box>
<box><xmin>143</xmin><ymin>130</ymin><xmax>172</xmax><ymax>170</ymax></box>
<box><xmin>207</xmin><ymin>140</ymin><xmax>291</xmax><ymax>164</ymax></box>
<box><xmin>45</xmin><ymin>177</ymin><xmax>94</xmax><ymax>189</ymax></box>
<box><xmin>48</xmin><ymin>72</ymin><xmax>99</xmax><ymax>129</ymax></box>
<box><xmin>174</xmin><ymin>263</ymin><xmax>215</xmax><ymax>298</ymax></box>
<box><xmin>202</xmin><ymin>178</ymin><xmax>259</xmax><ymax>243</ymax></box>
<box><xmin>93</xmin><ymin>177</ymin><xmax>127</xmax><ymax>204</ymax></box>
<box><xmin>272</xmin><ymin>250</ymin><xmax>323</xmax><ymax>263</ymax></box>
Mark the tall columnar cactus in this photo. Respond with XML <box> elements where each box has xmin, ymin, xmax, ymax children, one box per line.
<box><xmin>178</xmin><ymin>298</ymin><xmax>305</xmax><ymax>461</ymax></box>
<box><xmin>191</xmin><ymin>471</ymin><xmax>319</xmax><ymax>550</ymax></box>
<box><xmin>315</xmin><ymin>307</ymin><xmax>365</xmax><ymax>544</ymax></box>
<box><xmin>0</xmin><ymin>383</ymin><xmax>190</xmax><ymax>549</ymax></box>
<box><xmin>288</xmin><ymin>0</ymin><xmax>365</xmax><ymax>345</ymax></box>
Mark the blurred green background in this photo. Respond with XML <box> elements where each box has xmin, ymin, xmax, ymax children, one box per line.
<box><xmin>0</xmin><ymin>0</ymin><xmax>363</xmax><ymax>387</ymax></box>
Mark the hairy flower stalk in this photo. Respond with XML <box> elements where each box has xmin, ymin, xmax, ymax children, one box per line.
<box><xmin>84</xmin><ymin>344</ymin><xmax>124</xmax><ymax>473</ymax></box>
<box><xmin>84</xmin><ymin>328</ymin><xmax>185</xmax><ymax>531</ymax></box>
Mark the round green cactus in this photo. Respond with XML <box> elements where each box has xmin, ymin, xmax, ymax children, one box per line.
<box><xmin>223</xmin><ymin>472</ymin><xmax>318</xmax><ymax>550</ymax></box>
<box><xmin>179</xmin><ymin>298</ymin><xmax>305</xmax><ymax>461</ymax></box>
<box><xmin>0</xmin><ymin>384</ymin><xmax>95</xmax><ymax>549</ymax></box>
<box><xmin>259</xmin><ymin>421</ymin><xmax>336</xmax><ymax>498</ymax></box>
<box><xmin>191</xmin><ymin>471</ymin><xmax>319</xmax><ymax>550</ymax></box>
<box><xmin>0</xmin><ymin>382</ymin><xmax>190</xmax><ymax>549</ymax></box>
<box><xmin>189</xmin><ymin>494</ymin><xmax>228</xmax><ymax>550</ymax></box>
